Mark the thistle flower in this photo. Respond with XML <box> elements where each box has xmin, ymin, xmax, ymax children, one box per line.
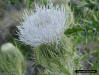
<box><xmin>17</xmin><ymin>3</ymin><xmax>67</xmax><ymax>47</ymax></box>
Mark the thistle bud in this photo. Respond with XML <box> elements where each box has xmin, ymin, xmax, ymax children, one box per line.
<box><xmin>0</xmin><ymin>43</ymin><xmax>25</xmax><ymax>75</ymax></box>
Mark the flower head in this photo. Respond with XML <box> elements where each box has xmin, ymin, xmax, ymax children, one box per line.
<box><xmin>17</xmin><ymin>3</ymin><xmax>67</xmax><ymax>47</ymax></box>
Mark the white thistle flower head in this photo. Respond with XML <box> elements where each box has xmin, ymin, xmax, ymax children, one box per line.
<box><xmin>17</xmin><ymin>3</ymin><xmax>67</xmax><ymax>47</ymax></box>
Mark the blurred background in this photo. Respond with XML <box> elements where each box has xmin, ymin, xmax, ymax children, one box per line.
<box><xmin>0</xmin><ymin>0</ymin><xmax>99</xmax><ymax>75</ymax></box>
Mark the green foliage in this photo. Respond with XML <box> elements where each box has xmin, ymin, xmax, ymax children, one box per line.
<box><xmin>0</xmin><ymin>43</ymin><xmax>25</xmax><ymax>75</ymax></box>
<box><xmin>65</xmin><ymin>0</ymin><xmax>99</xmax><ymax>75</ymax></box>
<box><xmin>9</xmin><ymin>0</ymin><xmax>49</xmax><ymax>8</ymax></box>
<box><xmin>13</xmin><ymin>39</ymin><xmax>33</xmax><ymax>58</ymax></box>
<box><xmin>34</xmin><ymin>35</ymin><xmax>81</xmax><ymax>75</ymax></box>
<box><xmin>10</xmin><ymin>0</ymin><xmax>24</xmax><ymax>4</ymax></box>
<box><xmin>66</xmin><ymin>1</ymin><xmax>99</xmax><ymax>43</ymax></box>
<box><xmin>10</xmin><ymin>0</ymin><xmax>35</xmax><ymax>8</ymax></box>
<box><xmin>80</xmin><ymin>0</ymin><xmax>99</xmax><ymax>10</ymax></box>
<box><xmin>28</xmin><ymin>0</ymin><xmax>35</xmax><ymax>8</ymax></box>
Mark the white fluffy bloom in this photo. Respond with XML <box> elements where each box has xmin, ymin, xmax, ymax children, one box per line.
<box><xmin>17</xmin><ymin>3</ymin><xmax>67</xmax><ymax>47</ymax></box>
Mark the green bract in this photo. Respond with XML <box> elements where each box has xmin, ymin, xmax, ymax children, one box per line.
<box><xmin>34</xmin><ymin>35</ymin><xmax>75</xmax><ymax>75</ymax></box>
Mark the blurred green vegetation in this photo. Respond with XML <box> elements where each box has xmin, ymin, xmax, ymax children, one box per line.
<box><xmin>65</xmin><ymin>0</ymin><xmax>99</xmax><ymax>75</ymax></box>
<box><xmin>9</xmin><ymin>0</ymin><xmax>49</xmax><ymax>8</ymax></box>
<box><xmin>0</xmin><ymin>43</ymin><xmax>25</xmax><ymax>75</ymax></box>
